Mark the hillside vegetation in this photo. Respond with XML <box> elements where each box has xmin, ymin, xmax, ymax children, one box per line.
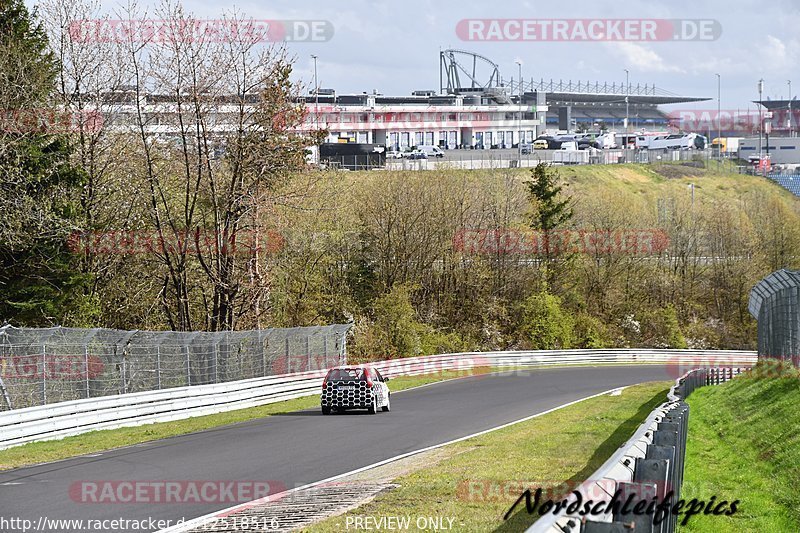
<box><xmin>19</xmin><ymin>159</ymin><xmax>798</xmax><ymax>359</ymax></box>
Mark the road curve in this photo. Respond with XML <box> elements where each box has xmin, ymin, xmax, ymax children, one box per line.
<box><xmin>0</xmin><ymin>365</ymin><xmax>674</xmax><ymax>532</ymax></box>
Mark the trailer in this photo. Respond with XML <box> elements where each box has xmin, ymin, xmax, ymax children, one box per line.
<box><xmin>711</xmin><ymin>137</ymin><xmax>741</xmax><ymax>155</ymax></box>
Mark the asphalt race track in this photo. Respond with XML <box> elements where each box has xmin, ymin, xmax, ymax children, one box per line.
<box><xmin>0</xmin><ymin>365</ymin><xmax>675</xmax><ymax>532</ymax></box>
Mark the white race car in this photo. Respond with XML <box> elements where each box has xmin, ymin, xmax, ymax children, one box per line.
<box><xmin>321</xmin><ymin>365</ymin><xmax>391</xmax><ymax>415</ymax></box>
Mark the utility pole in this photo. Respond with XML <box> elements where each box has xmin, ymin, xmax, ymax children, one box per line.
<box><xmin>716</xmin><ymin>73</ymin><xmax>721</xmax><ymax>166</ymax></box>
<box><xmin>311</xmin><ymin>54</ymin><xmax>319</xmax><ymax>163</ymax></box>
<box><xmin>788</xmin><ymin>80</ymin><xmax>793</xmax><ymax>137</ymax></box>
<box><xmin>624</xmin><ymin>69</ymin><xmax>630</xmax><ymax>135</ymax></box>
<box><xmin>758</xmin><ymin>78</ymin><xmax>764</xmax><ymax>163</ymax></box>
<box><xmin>516</xmin><ymin>60</ymin><xmax>523</xmax><ymax>160</ymax></box>
<box><xmin>311</xmin><ymin>55</ymin><xmax>319</xmax><ymax>126</ymax></box>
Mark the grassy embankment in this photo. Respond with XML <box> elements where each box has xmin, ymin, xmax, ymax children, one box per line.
<box><xmin>678</xmin><ymin>362</ymin><xmax>800</xmax><ymax>532</ymax></box>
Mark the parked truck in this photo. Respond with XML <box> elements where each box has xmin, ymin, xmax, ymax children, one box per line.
<box><xmin>711</xmin><ymin>137</ymin><xmax>741</xmax><ymax>155</ymax></box>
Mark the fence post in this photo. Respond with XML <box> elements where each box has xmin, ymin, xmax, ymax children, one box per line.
<box><xmin>121</xmin><ymin>353</ymin><xmax>128</xmax><ymax>394</ymax></box>
<box><xmin>0</xmin><ymin>374</ymin><xmax>10</xmax><ymax>410</ymax></box>
<box><xmin>40</xmin><ymin>344</ymin><xmax>47</xmax><ymax>405</ymax></box>
<box><xmin>213</xmin><ymin>343</ymin><xmax>219</xmax><ymax>384</ymax></box>
<box><xmin>262</xmin><ymin>336</ymin><xmax>268</xmax><ymax>377</ymax></box>
<box><xmin>84</xmin><ymin>345</ymin><xmax>90</xmax><ymax>399</ymax></box>
<box><xmin>156</xmin><ymin>345</ymin><xmax>162</xmax><ymax>390</ymax></box>
<box><xmin>284</xmin><ymin>337</ymin><xmax>290</xmax><ymax>373</ymax></box>
<box><xmin>306</xmin><ymin>336</ymin><xmax>311</xmax><ymax>370</ymax></box>
<box><xmin>185</xmin><ymin>344</ymin><xmax>191</xmax><ymax>386</ymax></box>
<box><xmin>0</xmin><ymin>329</ymin><xmax>11</xmax><ymax>409</ymax></box>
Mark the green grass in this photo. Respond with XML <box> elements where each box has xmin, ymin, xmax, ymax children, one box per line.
<box><xmin>0</xmin><ymin>370</ymin><xmax>477</xmax><ymax>471</ymax></box>
<box><xmin>678</xmin><ymin>362</ymin><xmax>800</xmax><ymax>532</ymax></box>
<box><xmin>306</xmin><ymin>381</ymin><xmax>671</xmax><ymax>532</ymax></box>
<box><xmin>343</xmin><ymin>163</ymin><xmax>800</xmax><ymax>230</ymax></box>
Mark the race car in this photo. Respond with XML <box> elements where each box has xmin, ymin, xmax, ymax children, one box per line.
<box><xmin>320</xmin><ymin>365</ymin><xmax>391</xmax><ymax>415</ymax></box>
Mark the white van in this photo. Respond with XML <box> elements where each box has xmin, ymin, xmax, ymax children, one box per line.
<box><xmin>417</xmin><ymin>145</ymin><xmax>445</xmax><ymax>158</ymax></box>
<box><xmin>560</xmin><ymin>141</ymin><xmax>578</xmax><ymax>151</ymax></box>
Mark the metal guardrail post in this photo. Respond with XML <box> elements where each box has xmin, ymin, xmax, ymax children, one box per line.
<box><xmin>615</xmin><ymin>481</ymin><xmax>656</xmax><ymax>533</ymax></box>
<box><xmin>645</xmin><ymin>444</ymin><xmax>677</xmax><ymax>533</ymax></box>
<box><xmin>634</xmin><ymin>459</ymin><xmax>670</xmax><ymax>533</ymax></box>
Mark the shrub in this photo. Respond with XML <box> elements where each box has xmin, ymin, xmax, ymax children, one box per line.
<box><xmin>573</xmin><ymin>313</ymin><xmax>612</xmax><ymax>348</ymax></box>
<box><xmin>519</xmin><ymin>291</ymin><xmax>574</xmax><ymax>349</ymax></box>
<box><xmin>642</xmin><ymin>305</ymin><xmax>687</xmax><ymax>349</ymax></box>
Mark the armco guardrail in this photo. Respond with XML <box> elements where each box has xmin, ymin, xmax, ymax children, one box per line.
<box><xmin>0</xmin><ymin>349</ymin><xmax>755</xmax><ymax>450</ymax></box>
<box><xmin>526</xmin><ymin>366</ymin><xmax>748</xmax><ymax>533</ymax></box>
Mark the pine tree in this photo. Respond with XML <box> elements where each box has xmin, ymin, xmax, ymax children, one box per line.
<box><xmin>0</xmin><ymin>0</ymin><xmax>89</xmax><ymax>326</ymax></box>
<box><xmin>526</xmin><ymin>162</ymin><xmax>573</xmax><ymax>261</ymax></box>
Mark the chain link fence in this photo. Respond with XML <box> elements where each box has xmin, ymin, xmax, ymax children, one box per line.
<box><xmin>0</xmin><ymin>324</ymin><xmax>351</xmax><ymax>410</ymax></box>
<box><xmin>749</xmin><ymin>269</ymin><xmax>800</xmax><ymax>365</ymax></box>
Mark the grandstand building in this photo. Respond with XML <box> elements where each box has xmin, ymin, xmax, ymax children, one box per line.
<box><xmin>299</xmin><ymin>83</ymin><xmax>709</xmax><ymax>150</ymax></box>
<box><xmin>297</xmin><ymin>50</ymin><xmax>710</xmax><ymax>149</ymax></box>
<box><xmin>99</xmin><ymin>50</ymin><xmax>711</xmax><ymax>151</ymax></box>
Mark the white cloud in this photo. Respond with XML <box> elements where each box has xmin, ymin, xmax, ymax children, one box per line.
<box><xmin>605</xmin><ymin>42</ymin><xmax>685</xmax><ymax>73</ymax></box>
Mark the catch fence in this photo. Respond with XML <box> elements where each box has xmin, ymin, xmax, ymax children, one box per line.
<box><xmin>0</xmin><ymin>324</ymin><xmax>351</xmax><ymax>410</ymax></box>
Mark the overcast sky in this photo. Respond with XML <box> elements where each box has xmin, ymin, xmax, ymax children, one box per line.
<box><xmin>28</xmin><ymin>0</ymin><xmax>800</xmax><ymax>112</ymax></box>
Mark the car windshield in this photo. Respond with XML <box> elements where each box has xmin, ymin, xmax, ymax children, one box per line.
<box><xmin>326</xmin><ymin>368</ymin><xmax>369</xmax><ymax>381</ymax></box>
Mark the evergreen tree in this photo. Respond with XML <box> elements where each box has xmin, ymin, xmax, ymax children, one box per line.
<box><xmin>525</xmin><ymin>162</ymin><xmax>574</xmax><ymax>287</ymax></box>
<box><xmin>0</xmin><ymin>0</ymin><xmax>89</xmax><ymax>326</ymax></box>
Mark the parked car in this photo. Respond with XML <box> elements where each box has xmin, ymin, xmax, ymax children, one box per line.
<box><xmin>406</xmin><ymin>150</ymin><xmax>428</xmax><ymax>160</ymax></box>
<box><xmin>386</xmin><ymin>150</ymin><xmax>404</xmax><ymax>159</ymax></box>
<box><xmin>535</xmin><ymin>136</ymin><xmax>562</xmax><ymax>149</ymax></box>
<box><xmin>519</xmin><ymin>142</ymin><xmax>532</xmax><ymax>154</ymax></box>
<box><xmin>321</xmin><ymin>365</ymin><xmax>391</xmax><ymax>415</ymax></box>
<box><xmin>577</xmin><ymin>139</ymin><xmax>601</xmax><ymax>150</ymax></box>
<box><xmin>533</xmin><ymin>139</ymin><xmax>550</xmax><ymax>150</ymax></box>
